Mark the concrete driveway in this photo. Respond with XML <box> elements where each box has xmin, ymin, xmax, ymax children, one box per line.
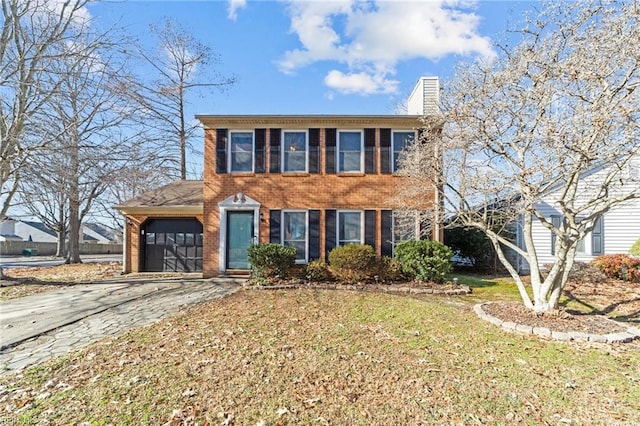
<box><xmin>0</xmin><ymin>276</ymin><xmax>242</xmax><ymax>374</ymax></box>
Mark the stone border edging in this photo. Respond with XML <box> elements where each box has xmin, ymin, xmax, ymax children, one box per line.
<box><xmin>474</xmin><ymin>302</ymin><xmax>640</xmax><ymax>343</ymax></box>
<box><xmin>244</xmin><ymin>282</ymin><xmax>471</xmax><ymax>296</ymax></box>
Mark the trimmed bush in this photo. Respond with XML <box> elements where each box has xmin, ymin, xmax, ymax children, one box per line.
<box><xmin>630</xmin><ymin>238</ymin><xmax>640</xmax><ymax>257</ymax></box>
<box><xmin>394</xmin><ymin>240</ymin><xmax>453</xmax><ymax>282</ymax></box>
<box><xmin>303</xmin><ymin>259</ymin><xmax>333</xmax><ymax>282</ymax></box>
<box><xmin>247</xmin><ymin>243</ymin><xmax>296</xmax><ymax>280</ymax></box>
<box><xmin>591</xmin><ymin>254</ymin><xmax>640</xmax><ymax>282</ymax></box>
<box><xmin>372</xmin><ymin>256</ymin><xmax>405</xmax><ymax>283</ymax></box>
<box><xmin>328</xmin><ymin>244</ymin><xmax>376</xmax><ymax>283</ymax></box>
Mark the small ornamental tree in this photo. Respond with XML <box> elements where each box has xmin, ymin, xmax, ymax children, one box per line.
<box><xmin>630</xmin><ymin>238</ymin><xmax>640</xmax><ymax>257</ymax></box>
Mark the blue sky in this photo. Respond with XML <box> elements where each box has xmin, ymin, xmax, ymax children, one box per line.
<box><xmin>89</xmin><ymin>0</ymin><xmax>538</xmax><ymax>117</ymax></box>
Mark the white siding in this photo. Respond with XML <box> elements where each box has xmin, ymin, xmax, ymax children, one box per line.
<box><xmin>407</xmin><ymin>77</ymin><xmax>439</xmax><ymax>116</ymax></box>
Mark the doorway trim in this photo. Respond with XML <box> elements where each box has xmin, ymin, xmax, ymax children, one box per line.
<box><xmin>218</xmin><ymin>192</ymin><xmax>260</xmax><ymax>274</ymax></box>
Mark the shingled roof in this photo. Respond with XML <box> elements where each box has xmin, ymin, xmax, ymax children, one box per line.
<box><xmin>114</xmin><ymin>180</ymin><xmax>203</xmax><ymax>215</ymax></box>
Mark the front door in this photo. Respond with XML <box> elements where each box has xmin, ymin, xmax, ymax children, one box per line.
<box><xmin>227</xmin><ymin>211</ymin><xmax>254</xmax><ymax>269</ymax></box>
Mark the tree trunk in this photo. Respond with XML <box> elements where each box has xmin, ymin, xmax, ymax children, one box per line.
<box><xmin>66</xmin><ymin>135</ymin><xmax>82</xmax><ymax>264</ymax></box>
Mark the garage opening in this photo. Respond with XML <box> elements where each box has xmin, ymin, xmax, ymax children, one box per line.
<box><xmin>142</xmin><ymin>218</ymin><xmax>203</xmax><ymax>272</ymax></box>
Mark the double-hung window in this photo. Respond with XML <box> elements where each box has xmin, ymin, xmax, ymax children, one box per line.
<box><xmin>283</xmin><ymin>211</ymin><xmax>307</xmax><ymax>263</ymax></box>
<box><xmin>229</xmin><ymin>131</ymin><xmax>254</xmax><ymax>172</ymax></box>
<box><xmin>392</xmin><ymin>131</ymin><xmax>416</xmax><ymax>172</ymax></box>
<box><xmin>282</xmin><ymin>131</ymin><xmax>307</xmax><ymax>172</ymax></box>
<box><xmin>393</xmin><ymin>210</ymin><xmax>419</xmax><ymax>244</ymax></box>
<box><xmin>338</xmin><ymin>211</ymin><xmax>362</xmax><ymax>246</ymax></box>
<box><xmin>338</xmin><ymin>131</ymin><xmax>363</xmax><ymax>173</ymax></box>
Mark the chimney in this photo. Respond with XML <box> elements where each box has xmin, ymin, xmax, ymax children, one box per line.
<box><xmin>407</xmin><ymin>76</ymin><xmax>439</xmax><ymax>115</ymax></box>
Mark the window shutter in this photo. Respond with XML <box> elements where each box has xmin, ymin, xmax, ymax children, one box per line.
<box><xmin>364</xmin><ymin>128</ymin><xmax>376</xmax><ymax>174</ymax></box>
<box><xmin>325</xmin><ymin>128</ymin><xmax>336</xmax><ymax>174</ymax></box>
<box><xmin>255</xmin><ymin>129</ymin><xmax>266</xmax><ymax>173</ymax></box>
<box><xmin>381</xmin><ymin>210</ymin><xmax>392</xmax><ymax>256</ymax></box>
<box><xmin>365</xmin><ymin>210</ymin><xmax>376</xmax><ymax>248</ymax></box>
<box><xmin>380</xmin><ymin>128</ymin><xmax>391</xmax><ymax>174</ymax></box>
<box><xmin>309</xmin><ymin>209</ymin><xmax>320</xmax><ymax>260</ymax></box>
<box><xmin>270</xmin><ymin>210</ymin><xmax>281</xmax><ymax>243</ymax></box>
<box><xmin>550</xmin><ymin>215</ymin><xmax>561</xmax><ymax>256</ymax></box>
<box><xmin>591</xmin><ymin>216</ymin><xmax>604</xmax><ymax>255</ymax></box>
<box><xmin>269</xmin><ymin>129</ymin><xmax>281</xmax><ymax>173</ymax></box>
<box><xmin>309</xmin><ymin>128</ymin><xmax>320</xmax><ymax>173</ymax></box>
<box><xmin>216</xmin><ymin>129</ymin><xmax>228</xmax><ymax>174</ymax></box>
<box><xmin>325</xmin><ymin>209</ymin><xmax>336</xmax><ymax>259</ymax></box>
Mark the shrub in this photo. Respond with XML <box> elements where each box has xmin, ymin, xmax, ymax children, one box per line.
<box><xmin>630</xmin><ymin>238</ymin><xmax>640</xmax><ymax>257</ymax></box>
<box><xmin>591</xmin><ymin>254</ymin><xmax>640</xmax><ymax>282</ymax></box>
<box><xmin>247</xmin><ymin>243</ymin><xmax>296</xmax><ymax>280</ymax></box>
<box><xmin>372</xmin><ymin>256</ymin><xmax>405</xmax><ymax>283</ymax></box>
<box><xmin>394</xmin><ymin>240</ymin><xmax>453</xmax><ymax>282</ymax></box>
<box><xmin>328</xmin><ymin>244</ymin><xmax>376</xmax><ymax>283</ymax></box>
<box><xmin>303</xmin><ymin>259</ymin><xmax>333</xmax><ymax>282</ymax></box>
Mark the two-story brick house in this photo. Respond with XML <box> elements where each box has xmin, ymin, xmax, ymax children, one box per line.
<box><xmin>115</xmin><ymin>77</ymin><xmax>442</xmax><ymax>277</ymax></box>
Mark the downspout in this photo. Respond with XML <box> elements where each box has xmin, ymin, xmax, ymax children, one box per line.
<box><xmin>122</xmin><ymin>219</ymin><xmax>127</xmax><ymax>274</ymax></box>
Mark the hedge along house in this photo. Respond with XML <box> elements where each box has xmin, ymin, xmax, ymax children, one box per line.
<box><xmin>115</xmin><ymin>77</ymin><xmax>442</xmax><ymax>277</ymax></box>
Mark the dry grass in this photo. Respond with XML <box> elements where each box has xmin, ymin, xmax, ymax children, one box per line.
<box><xmin>1</xmin><ymin>290</ymin><xmax>639</xmax><ymax>425</ymax></box>
<box><xmin>0</xmin><ymin>262</ymin><xmax>122</xmax><ymax>301</ymax></box>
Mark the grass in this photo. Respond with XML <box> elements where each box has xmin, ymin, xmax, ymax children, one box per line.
<box><xmin>1</xmin><ymin>289</ymin><xmax>639</xmax><ymax>425</ymax></box>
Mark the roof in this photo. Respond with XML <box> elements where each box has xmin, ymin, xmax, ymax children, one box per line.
<box><xmin>113</xmin><ymin>180</ymin><xmax>203</xmax><ymax>215</ymax></box>
<box><xmin>22</xmin><ymin>221</ymin><xmax>57</xmax><ymax>237</ymax></box>
<box><xmin>84</xmin><ymin>222</ymin><xmax>118</xmax><ymax>241</ymax></box>
<box><xmin>196</xmin><ymin>114</ymin><xmax>428</xmax><ymax>129</ymax></box>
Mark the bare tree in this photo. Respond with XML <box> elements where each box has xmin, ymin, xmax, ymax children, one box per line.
<box><xmin>0</xmin><ymin>0</ymin><xmax>92</xmax><ymax>220</ymax></box>
<box><xmin>132</xmin><ymin>19</ymin><xmax>235</xmax><ymax>180</ymax></box>
<box><xmin>399</xmin><ymin>0</ymin><xmax>640</xmax><ymax>312</ymax></box>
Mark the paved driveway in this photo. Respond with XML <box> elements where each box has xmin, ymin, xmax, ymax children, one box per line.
<box><xmin>0</xmin><ymin>276</ymin><xmax>242</xmax><ymax>375</ymax></box>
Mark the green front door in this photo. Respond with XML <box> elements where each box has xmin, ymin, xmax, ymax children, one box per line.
<box><xmin>227</xmin><ymin>211</ymin><xmax>254</xmax><ymax>270</ymax></box>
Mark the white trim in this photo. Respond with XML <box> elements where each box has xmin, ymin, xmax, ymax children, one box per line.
<box><xmin>228</xmin><ymin>130</ymin><xmax>255</xmax><ymax>173</ymax></box>
<box><xmin>282</xmin><ymin>210</ymin><xmax>309</xmax><ymax>263</ymax></box>
<box><xmin>392</xmin><ymin>130</ymin><xmax>417</xmax><ymax>172</ymax></box>
<box><xmin>218</xmin><ymin>193</ymin><xmax>260</xmax><ymax>273</ymax></box>
<box><xmin>337</xmin><ymin>210</ymin><xmax>364</xmax><ymax>246</ymax></box>
<box><xmin>337</xmin><ymin>129</ymin><xmax>364</xmax><ymax>173</ymax></box>
<box><xmin>281</xmin><ymin>130</ymin><xmax>309</xmax><ymax>173</ymax></box>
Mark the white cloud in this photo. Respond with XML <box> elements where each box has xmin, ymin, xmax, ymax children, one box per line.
<box><xmin>278</xmin><ymin>0</ymin><xmax>495</xmax><ymax>96</ymax></box>
<box><xmin>324</xmin><ymin>70</ymin><xmax>398</xmax><ymax>95</ymax></box>
<box><xmin>227</xmin><ymin>0</ymin><xmax>247</xmax><ymax>21</ymax></box>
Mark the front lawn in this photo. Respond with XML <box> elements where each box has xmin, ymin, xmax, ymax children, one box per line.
<box><xmin>2</xmin><ymin>290</ymin><xmax>638</xmax><ymax>424</ymax></box>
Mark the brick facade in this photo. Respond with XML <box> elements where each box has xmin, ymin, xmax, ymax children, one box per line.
<box><xmin>200</xmin><ymin>115</ymin><xmax>439</xmax><ymax>278</ymax></box>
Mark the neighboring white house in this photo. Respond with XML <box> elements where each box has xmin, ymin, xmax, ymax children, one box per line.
<box><xmin>515</xmin><ymin>158</ymin><xmax>640</xmax><ymax>274</ymax></box>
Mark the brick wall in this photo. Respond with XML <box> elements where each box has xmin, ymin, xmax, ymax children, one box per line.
<box><xmin>203</xmin><ymin>125</ymin><xmax>436</xmax><ymax>277</ymax></box>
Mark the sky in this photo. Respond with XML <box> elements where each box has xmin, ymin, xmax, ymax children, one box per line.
<box><xmin>88</xmin><ymin>0</ymin><xmax>539</xmax><ymax>118</ymax></box>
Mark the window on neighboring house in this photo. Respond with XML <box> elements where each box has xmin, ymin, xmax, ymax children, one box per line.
<box><xmin>550</xmin><ymin>215</ymin><xmax>562</xmax><ymax>256</ymax></box>
<box><xmin>338</xmin><ymin>131</ymin><xmax>363</xmax><ymax>173</ymax></box>
<box><xmin>229</xmin><ymin>131</ymin><xmax>254</xmax><ymax>172</ymax></box>
<box><xmin>338</xmin><ymin>211</ymin><xmax>362</xmax><ymax>246</ymax></box>
<box><xmin>392</xmin><ymin>131</ymin><xmax>416</xmax><ymax>172</ymax></box>
<box><xmin>283</xmin><ymin>211</ymin><xmax>307</xmax><ymax>263</ymax></box>
<box><xmin>282</xmin><ymin>131</ymin><xmax>307</xmax><ymax>172</ymax></box>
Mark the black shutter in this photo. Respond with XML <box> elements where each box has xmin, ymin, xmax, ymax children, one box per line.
<box><xmin>381</xmin><ymin>210</ymin><xmax>393</xmax><ymax>257</ymax></box>
<box><xmin>325</xmin><ymin>128</ymin><xmax>336</xmax><ymax>174</ymax></box>
<box><xmin>364</xmin><ymin>128</ymin><xmax>376</xmax><ymax>174</ymax></box>
<box><xmin>365</xmin><ymin>210</ymin><xmax>376</xmax><ymax>248</ymax></box>
<box><xmin>325</xmin><ymin>209</ymin><xmax>337</xmax><ymax>259</ymax></box>
<box><xmin>270</xmin><ymin>210</ymin><xmax>281</xmax><ymax>243</ymax></box>
<box><xmin>592</xmin><ymin>216</ymin><xmax>604</xmax><ymax>255</ymax></box>
<box><xmin>380</xmin><ymin>128</ymin><xmax>391</xmax><ymax>174</ymax></box>
<box><xmin>551</xmin><ymin>215</ymin><xmax>561</xmax><ymax>256</ymax></box>
<box><xmin>269</xmin><ymin>129</ymin><xmax>281</xmax><ymax>173</ymax></box>
<box><xmin>309</xmin><ymin>209</ymin><xmax>320</xmax><ymax>260</ymax></box>
<box><xmin>309</xmin><ymin>128</ymin><xmax>320</xmax><ymax>173</ymax></box>
<box><xmin>255</xmin><ymin>129</ymin><xmax>266</xmax><ymax>173</ymax></box>
<box><xmin>216</xmin><ymin>129</ymin><xmax>228</xmax><ymax>174</ymax></box>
